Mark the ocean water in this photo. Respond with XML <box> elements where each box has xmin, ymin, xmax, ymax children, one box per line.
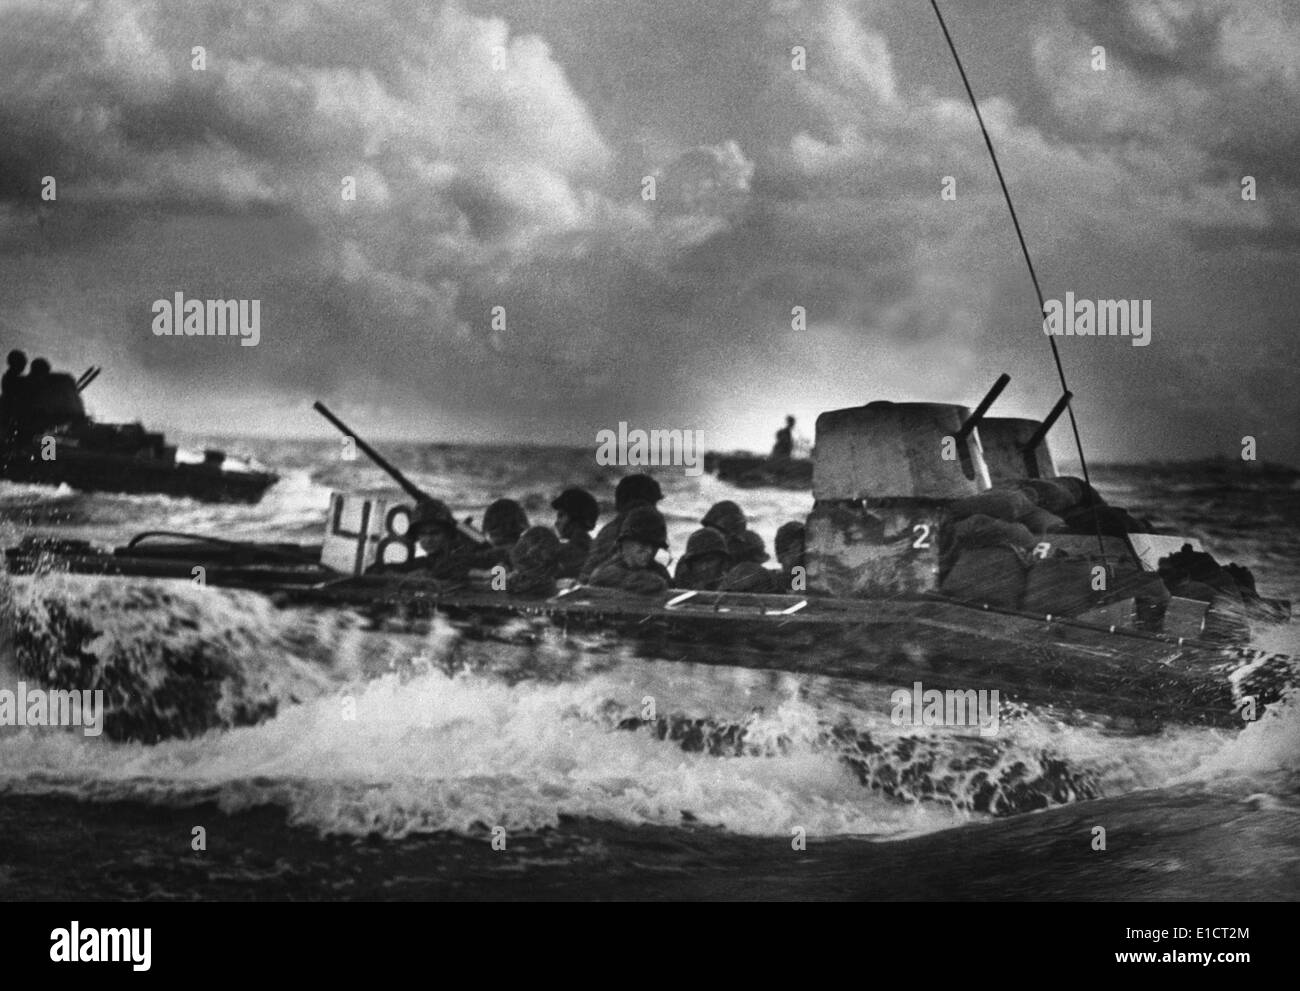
<box><xmin>1</xmin><ymin>441</ymin><xmax>1297</xmax><ymax>900</ymax></box>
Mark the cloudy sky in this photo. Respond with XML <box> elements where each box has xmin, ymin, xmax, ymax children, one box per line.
<box><xmin>0</xmin><ymin>0</ymin><xmax>1296</xmax><ymax>463</ymax></box>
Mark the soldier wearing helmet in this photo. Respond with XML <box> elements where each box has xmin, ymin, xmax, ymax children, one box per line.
<box><xmin>483</xmin><ymin>498</ymin><xmax>529</xmax><ymax>546</ymax></box>
<box><xmin>507</xmin><ymin>526</ymin><xmax>563</xmax><ymax>597</ymax></box>
<box><xmin>673</xmin><ymin>527</ymin><xmax>730</xmax><ymax>590</ymax></box>
<box><xmin>579</xmin><ymin>473</ymin><xmax>664</xmax><ymax>582</ymax></box>
<box><xmin>551</xmin><ymin>486</ymin><xmax>599</xmax><ymax>579</ymax></box>
<box><xmin>589</xmin><ymin>505</ymin><xmax>672</xmax><ymax>595</ymax></box>
<box><xmin>447</xmin><ymin>494</ymin><xmax>527</xmax><ymax>572</ymax></box>
<box><xmin>378</xmin><ymin>495</ymin><xmax>489</xmax><ymax>579</ymax></box>
<box><xmin>773</xmin><ymin>521</ymin><xmax>807</xmax><ymax>593</ymax></box>
<box><xmin>701</xmin><ymin>499</ymin><xmax>767</xmax><ymax>562</ymax></box>
<box><xmin>718</xmin><ymin>529</ymin><xmax>780</xmax><ymax>593</ymax></box>
<box><xmin>468</xmin><ymin>498</ymin><xmax>530</xmax><ymax>570</ymax></box>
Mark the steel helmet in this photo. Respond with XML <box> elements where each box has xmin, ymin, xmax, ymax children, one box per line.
<box><xmin>681</xmin><ymin>527</ymin><xmax>728</xmax><ymax>562</ymax></box>
<box><xmin>701</xmin><ymin>500</ymin><xmax>746</xmax><ymax>536</ymax></box>
<box><xmin>614</xmin><ymin>474</ymin><xmax>663</xmax><ymax>512</ymax></box>
<box><xmin>774</xmin><ymin>521</ymin><xmax>806</xmax><ymax>557</ymax></box>
<box><xmin>617</xmin><ymin>506</ymin><xmax>669</xmax><ymax>550</ymax></box>
<box><xmin>550</xmin><ymin>487</ymin><xmax>600</xmax><ymax>530</ymax></box>
<box><xmin>510</xmin><ymin>526</ymin><xmax>562</xmax><ymax>571</ymax></box>
<box><xmin>483</xmin><ymin>498</ymin><xmax>529</xmax><ymax>541</ymax></box>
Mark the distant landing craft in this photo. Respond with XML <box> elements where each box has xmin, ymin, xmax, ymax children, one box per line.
<box><xmin>0</xmin><ymin>361</ymin><xmax>277</xmax><ymax>503</ymax></box>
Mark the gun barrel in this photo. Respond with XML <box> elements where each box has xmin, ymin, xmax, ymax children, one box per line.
<box><xmin>954</xmin><ymin>372</ymin><xmax>1011</xmax><ymax>443</ymax></box>
<box><xmin>1021</xmin><ymin>391</ymin><xmax>1073</xmax><ymax>453</ymax></box>
<box><xmin>312</xmin><ymin>401</ymin><xmax>425</xmax><ymax>503</ymax></box>
<box><xmin>312</xmin><ymin>401</ymin><xmax>484</xmax><ymax>543</ymax></box>
<box><xmin>76</xmin><ymin>367</ymin><xmax>101</xmax><ymax>392</ymax></box>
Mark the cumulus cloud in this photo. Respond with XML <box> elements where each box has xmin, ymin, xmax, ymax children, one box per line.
<box><xmin>0</xmin><ymin>0</ymin><xmax>1294</xmax><ymax>461</ymax></box>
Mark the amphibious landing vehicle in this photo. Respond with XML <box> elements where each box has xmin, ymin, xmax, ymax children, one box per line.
<box><xmin>0</xmin><ymin>366</ymin><xmax>278</xmax><ymax>504</ymax></box>
<box><xmin>702</xmin><ymin>450</ymin><xmax>813</xmax><ymax>490</ymax></box>
<box><xmin>6</xmin><ymin>391</ymin><xmax>1292</xmax><ymax>730</ymax></box>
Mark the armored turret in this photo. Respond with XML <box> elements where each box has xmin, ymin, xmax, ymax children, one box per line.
<box><xmin>806</xmin><ymin>400</ymin><xmax>994</xmax><ymax>597</ymax></box>
<box><xmin>979</xmin><ymin>416</ymin><xmax>1057</xmax><ymax>485</ymax></box>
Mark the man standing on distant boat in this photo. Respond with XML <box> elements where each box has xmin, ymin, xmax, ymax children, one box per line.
<box><xmin>771</xmin><ymin>415</ymin><xmax>795</xmax><ymax>460</ymax></box>
<box><xmin>16</xmin><ymin>357</ymin><xmax>52</xmax><ymax>440</ymax></box>
<box><xmin>0</xmin><ymin>350</ymin><xmax>27</xmax><ymax>446</ymax></box>
<box><xmin>21</xmin><ymin>358</ymin><xmax>86</xmax><ymax>438</ymax></box>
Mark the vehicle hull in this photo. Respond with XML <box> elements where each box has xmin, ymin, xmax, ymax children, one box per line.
<box><xmin>1</xmin><ymin>447</ymin><xmax>277</xmax><ymax>503</ymax></box>
<box><xmin>7</xmin><ymin>539</ymin><xmax>1288</xmax><ymax>730</ymax></box>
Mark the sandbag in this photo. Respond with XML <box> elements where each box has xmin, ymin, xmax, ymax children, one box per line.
<box><xmin>940</xmin><ymin>546</ymin><xmax>1027</xmax><ymax>609</ymax></box>
<box><xmin>1054</xmin><ymin>476</ymin><xmax>1104</xmax><ymax>508</ymax></box>
<box><xmin>1060</xmin><ymin>504</ymin><xmax>1145</xmax><ymax>537</ymax></box>
<box><xmin>947</xmin><ymin>489</ymin><xmax>1037</xmax><ymax>524</ymax></box>
<box><xmin>1018</xmin><ymin>507</ymin><xmax>1067</xmax><ymax>536</ymax></box>
<box><xmin>1017</xmin><ymin>477</ymin><xmax>1104</xmax><ymax>515</ymax></box>
<box><xmin>1016</xmin><ymin>479</ymin><xmax>1077</xmax><ymax>514</ymax></box>
<box><xmin>950</xmin><ymin>514</ymin><xmax>1037</xmax><ymax>551</ymax></box>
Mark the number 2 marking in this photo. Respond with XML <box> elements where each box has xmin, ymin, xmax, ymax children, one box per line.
<box><xmin>912</xmin><ymin>523</ymin><xmax>932</xmax><ymax>549</ymax></box>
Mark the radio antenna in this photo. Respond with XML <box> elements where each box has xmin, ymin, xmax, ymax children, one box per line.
<box><xmin>929</xmin><ymin>0</ymin><xmax>1108</xmax><ymax>562</ymax></box>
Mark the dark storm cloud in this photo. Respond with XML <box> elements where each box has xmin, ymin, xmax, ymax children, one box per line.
<box><xmin>0</xmin><ymin>0</ymin><xmax>1296</xmax><ymax>461</ymax></box>
<box><xmin>1063</xmin><ymin>1</ymin><xmax>1228</xmax><ymax>79</ymax></box>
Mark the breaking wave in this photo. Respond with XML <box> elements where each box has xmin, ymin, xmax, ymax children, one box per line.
<box><xmin>1</xmin><ymin>544</ymin><xmax>1295</xmax><ymax>843</ymax></box>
